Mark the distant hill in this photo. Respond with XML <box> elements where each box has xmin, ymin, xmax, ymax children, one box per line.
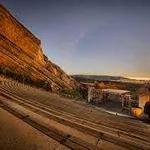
<box><xmin>71</xmin><ymin>75</ymin><xmax>146</xmax><ymax>92</ymax></box>
<box><xmin>71</xmin><ymin>75</ymin><xmax>145</xmax><ymax>84</ymax></box>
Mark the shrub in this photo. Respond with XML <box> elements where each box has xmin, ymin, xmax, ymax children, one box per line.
<box><xmin>0</xmin><ymin>65</ymin><xmax>52</xmax><ymax>91</ymax></box>
<box><xmin>59</xmin><ymin>87</ymin><xmax>87</xmax><ymax>100</ymax></box>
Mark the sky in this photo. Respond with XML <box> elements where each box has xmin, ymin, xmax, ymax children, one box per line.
<box><xmin>1</xmin><ymin>0</ymin><xmax>150</xmax><ymax>79</ymax></box>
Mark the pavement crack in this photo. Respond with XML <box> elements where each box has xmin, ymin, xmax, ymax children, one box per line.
<box><xmin>60</xmin><ymin>134</ymin><xmax>71</xmax><ymax>144</ymax></box>
<box><xmin>21</xmin><ymin>114</ymin><xmax>29</xmax><ymax>120</ymax></box>
<box><xmin>94</xmin><ymin>132</ymin><xmax>104</xmax><ymax>150</ymax></box>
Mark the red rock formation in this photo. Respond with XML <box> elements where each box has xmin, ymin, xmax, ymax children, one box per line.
<box><xmin>0</xmin><ymin>4</ymin><xmax>79</xmax><ymax>91</ymax></box>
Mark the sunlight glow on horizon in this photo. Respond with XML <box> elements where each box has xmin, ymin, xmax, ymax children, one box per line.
<box><xmin>128</xmin><ymin>77</ymin><xmax>150</xmax><ymax>81</ymax></box>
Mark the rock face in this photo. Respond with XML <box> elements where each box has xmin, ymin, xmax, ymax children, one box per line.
<box><xmin>0</xmin><ymin>4</ymin><xmax>79</xmax><ymax>91</ymax></box>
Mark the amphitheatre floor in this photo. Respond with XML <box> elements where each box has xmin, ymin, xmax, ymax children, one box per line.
<box><xmin>0</xmin><ymin>76</ymin><xmax>150</xmax><ymax>150</ymax></box>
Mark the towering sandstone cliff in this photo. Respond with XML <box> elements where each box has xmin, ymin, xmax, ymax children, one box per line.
<box><xmin>0</xmin><ymin>4</ymin><xmax>79</xmax><ymax>91</ymax></box>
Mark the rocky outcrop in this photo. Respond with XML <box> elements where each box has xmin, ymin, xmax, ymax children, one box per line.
<box><xmin>0</xmin><ymin>4</ymin><xmax>79</xmax><ymax>91</ymax></box>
